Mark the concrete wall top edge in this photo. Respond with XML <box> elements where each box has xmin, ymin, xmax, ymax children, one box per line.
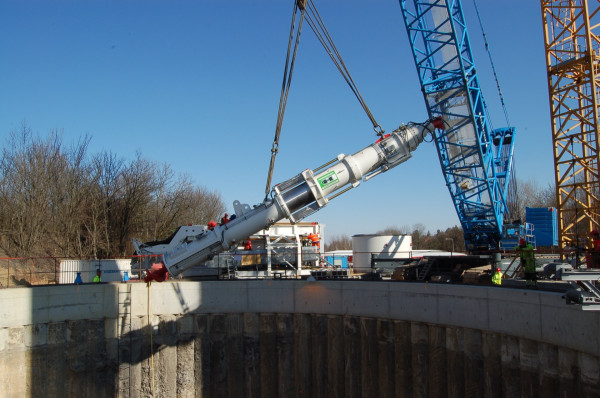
<box><xmin>1</xmin><ymin>280</ymin><xmax>598</xmax><ymax>356</ymax></box>
<box><xmin>0</xmin><ymin>283</ymin><xmax>117</xmax><ymax>328</ymax></box>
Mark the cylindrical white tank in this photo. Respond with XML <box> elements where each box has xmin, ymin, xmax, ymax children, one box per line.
<box><xmin>352</xmin><ymin>234</ymin><xmax>412</xmax><ymax>271</ymax></box>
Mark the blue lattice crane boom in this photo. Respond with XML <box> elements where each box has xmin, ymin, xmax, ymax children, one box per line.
<box><xmin>399</xmin><ymin>0</ymin><xmax>515</xmax><ymax>252</ymax></box>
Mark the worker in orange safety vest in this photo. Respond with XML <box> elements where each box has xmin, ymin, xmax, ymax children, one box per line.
<box><xmin>307</xmin><ymin>233</ymin><xmax>320</xmax><ymax>247</ymax></box>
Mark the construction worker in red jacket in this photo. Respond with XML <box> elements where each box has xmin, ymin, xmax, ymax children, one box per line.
<box><xmin>589</xmin><ymin>230</ymin><xmax>600</xmax><ymax>268</ymax></box>
<box><xmin>592</xmin><ymin>230</ymin><xmax>600</xmax><ymax>250</ymax></box>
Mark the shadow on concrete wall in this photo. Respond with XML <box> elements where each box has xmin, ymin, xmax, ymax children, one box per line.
<box><xmin>6</xmin><ymin>280</ymin><xmax>598</xmax><ymax>397</ymax></box>
<box><xmin>19</xmin><ymin>283</ymin><xmax>119</xmax><ymax>398</ymax></box>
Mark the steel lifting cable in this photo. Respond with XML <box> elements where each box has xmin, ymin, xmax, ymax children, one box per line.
<box><xmin>264</xmin><ymin>0</ymin><xmax>306</xmax><ymax>199</ymax></box>
<box><xmin>264</xmin><ymin>0</ymin><xmax>385</xmax><ymax>199</ymax></box>
<box><xmin>303</xmin><ymin>0</ymin><xmax>384</xmax><ymax>137</ymax></box>
<box><xmin>472</xmin><ymin>0</ymin><xmax>511</xmax><ymax>127</ymax></box>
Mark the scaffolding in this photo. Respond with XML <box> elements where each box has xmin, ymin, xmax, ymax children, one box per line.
<box><xmin>541</xmin><ymin>0</ymin><xmax>600</xmax><ymax>258</ymax></box>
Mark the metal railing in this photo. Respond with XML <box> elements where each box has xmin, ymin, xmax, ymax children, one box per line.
<box><xmin>0</xmin><ymin>257</ymin><xmax>61</xmax><ymax>288</ymax></box>
<box><xmin>0</xmin><ymin>256</ymin><xmax>145</xmax><ymax>288</ymax></box>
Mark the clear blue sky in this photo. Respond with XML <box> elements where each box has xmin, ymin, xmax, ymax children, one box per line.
<box><xmin>1</xmin><ymin>0</ymin><xmax>551</xmax><ymax>239</ymax></box>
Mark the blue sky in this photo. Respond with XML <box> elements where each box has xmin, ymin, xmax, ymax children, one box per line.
<box><xmin>1</xmin><ymin>0</ymin><xmax>551</xmax><ymax>239</ymax></box>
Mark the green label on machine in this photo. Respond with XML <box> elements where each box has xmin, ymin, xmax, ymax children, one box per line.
<box><xmin>318</xmin><ymin>171</ymin><xmax>339</xmax><ymax>190</ymax></box>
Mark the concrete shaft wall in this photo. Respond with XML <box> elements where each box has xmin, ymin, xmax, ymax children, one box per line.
<box><xmin>0</xmin><ymin>281</ymin><xmax>599</xmax><ymax>397</ymax></box>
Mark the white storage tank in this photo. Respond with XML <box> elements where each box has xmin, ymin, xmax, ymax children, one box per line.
<box><xmin>352</xmin><ymin>234</ymin><xmax>412</xmax><ymax>271</ymax></box>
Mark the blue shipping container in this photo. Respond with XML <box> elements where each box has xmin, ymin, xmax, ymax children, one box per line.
<box><xmin>526</xmin><ymin>207</ymin><xmax>558</xmax><ymax>247</ymax></box>
<box><xmin>324</xmin><ymin>255</ymin><xmax>348</xmax><ymax>268</ymax></box>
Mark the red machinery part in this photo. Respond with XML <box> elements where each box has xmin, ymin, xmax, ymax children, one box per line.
<box><xmin>144</xmin><ymin>262</ymin><xmax>169</xmax><ymax>283</ymax></box>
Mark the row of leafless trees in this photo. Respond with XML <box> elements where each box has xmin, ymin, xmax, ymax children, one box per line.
<box><xmin>325</xmin><ymin>224</ymin><xmax>465</xmax><ymax>252</ymax></box>
<box><xmin>507</xmin><ymin>178</ymin><xmax>556</xmax><ymax>224</ymax></box>
<box><xmin>0</xmin><ymin>125</ymin><xmax>225</xmax><ymax>258</ymax></box>
<box><xmin>325</xmin><ymin>179</ymin><xmax>557</xmax><ymax>252</ymax></box>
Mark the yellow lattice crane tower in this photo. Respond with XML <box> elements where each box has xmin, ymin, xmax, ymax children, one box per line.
<box><xmin>541</xmin><ymin>0</ymin><xmax>600</xmax><ymax>261</ymax></box>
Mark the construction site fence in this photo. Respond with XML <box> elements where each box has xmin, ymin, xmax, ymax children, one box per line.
<box><xmin>0</xmin><ymin>251</ymin><xmax>469</xmax><ymax>288</ymax></box>
<box><xmin>0</xmin><ymin>249</ymin><xmax>334</xmax><ymax>288</ymax></box>
<box><xmin>0</xmin><ymin>251</ymin><xmax>313</xmax><ymax>288</ymax></box>
<box><xmin>0</xmin><ymin>256</ymin><xmax>160</xmax><ymax>289</ymax></box>
<box><xmin>1</xmin><ymin>249</ymin><xmax>566</xmax><ymax>288</ymax></box>
<box><xmin>0</xmin><ymin>257</ymin><xmax>63</xmax><ymax>288</ymax></box>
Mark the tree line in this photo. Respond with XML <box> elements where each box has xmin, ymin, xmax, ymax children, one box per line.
<box><xmin>0</xmin><ymin>125</ymin><xmax>225</xmax><ymax>258</ymax></box>
<box><xmin>325</xmin><ymin>225</ymin><xmax>466</xmax><ymax>252</ymax></box>
<box><xmin>325</xmin><ymin>179</ymin><xmax>556</xmax><ymax>252</ymax></box>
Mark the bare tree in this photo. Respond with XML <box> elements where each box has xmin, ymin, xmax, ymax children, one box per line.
<box><xmin>47</xmin><ymin>134</ymin><xmax>92</xmax><ymax>257</ymax></box>
<box><xmin>373</xmin><ymin>223</ymin><xmax>464</xmax><ymax>251</ymax></box>
<box><xmin>88</xmin><ymin>151</ymin><xmax>125</xmax><ymax>257</ymax></box>
<box><xmin>145</xmin><ymin>165</ymin><xmax>189</xmax><ymax>241</ymax></box>
<box><xmin>325</xmin><ymin>235</ymin><xmax>352</xmax><ymax>251</ymax></box>
<box><xmin>112</xmin><ymin>153</ymin><xmax>156</xmax><ymax>255</ymax></box>
<box><xmin>0</xmin><ymin>125</ymin><xmax>63</xmax><ymax>256</ymax></box>
<box><xmin>510</xmin><ymin>178</ymin><xmax>556</xmax><ymax>222</ymax></box>
<box><xmin>323</xmin><ymin>223</ymin><xmax>464</xmax><ymax>252</ymax></box>
<box><xmin>409</xmin><ymin>223</ymin><xmax>428</xmax><ymax>249</ymax></box>
<box><xmin>377</xmin><ymin>225</ymin><xmax>411</xmax><ymax>235</ymax></box>
<box><xmin>0</xmin><ymin>126</ymin><xmax>227</xmax><ymax>259</ymax></box>
<box><xmin>177</xmin><ymin>187</ymin><xmax>226</xmax><ymax>226</ymax></box>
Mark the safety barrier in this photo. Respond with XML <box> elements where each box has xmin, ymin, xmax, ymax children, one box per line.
<box><xmin>0</xmin><ymin>257</ymin><xmax>60</xmax><ymax>288</ymax></box>
<box><xmin>2</xmin><ymin>250</ymin><xmax>560</xmax><ymax>288</ymax></box>
<box><xmin>0</xmin><ymin>256</ymin><xmax>150</xmax><ymax>288</ymax></box>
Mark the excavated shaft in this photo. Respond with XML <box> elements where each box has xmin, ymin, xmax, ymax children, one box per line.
<box><xmin>159</xmin><ymin>121</ymin><xmax>439</xmax><ymax>276</ymax></box>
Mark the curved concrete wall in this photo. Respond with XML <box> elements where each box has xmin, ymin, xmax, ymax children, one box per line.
<box><xmin>0</xmin><ymin>281</ymin><xmax>599</xmax><ymax>397</ymax></box>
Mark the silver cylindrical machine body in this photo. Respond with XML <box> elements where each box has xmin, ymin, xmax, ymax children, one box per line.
<box><xmin>161</xmin><ymin>122</ymin><xmax>436</xmax><ymax>276</ymax></box>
